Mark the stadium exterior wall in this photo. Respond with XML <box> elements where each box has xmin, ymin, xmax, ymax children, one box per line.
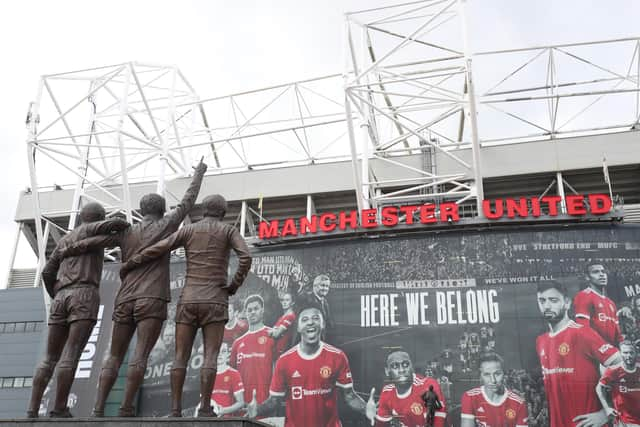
<box><xmin>10</xmin><ymin>222</ymin><xmax>639</xmax><ymax>426</ymax></box>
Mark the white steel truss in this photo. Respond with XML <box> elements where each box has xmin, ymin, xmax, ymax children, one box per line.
<box><xmin>476</xmin><ymin>37</ymin><xmax>640</xmax><ymax>143</ymax></box>
<box><xmin>24</xmin><ymin>63</ymin><xmax>350</xmax><ymax>284</ymax></box>
<box><xmin>22</xmin><ymin>7</ymin><xmax>640</xmax><ymax>287</ymax></box>
<box><xmin>344</xmin><ymin>0</ymin><xmax>482</xmax><ymax>215</ymax></box>
<box><xmin>343</xmin><ymin>0</ymin><xmax>640</xmax><ymax>215</ymax></box>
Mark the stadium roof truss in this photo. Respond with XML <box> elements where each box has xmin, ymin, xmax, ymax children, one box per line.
<box><xmin>343</xmin><ymin>0</ymin><xmax>640</xmax><ymax>215</ymax></box>
<box><xmin>19</xmin><ymin>0</ymin><xmax>640</xmax><ymax>289</ymax></box>
<box><xmin>344</xmin><ymin>0</ymin><xmax>483</xmax><ymax>214</ymax></box>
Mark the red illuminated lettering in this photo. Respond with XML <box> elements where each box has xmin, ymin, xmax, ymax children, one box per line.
<box><xmin>506</xmin><ymin>197</ymin><xmax>528</xmax><ymax>218</ymax></box>
<box><xmin>338</xmin><ymin>210</ymin><xmax>358</xmax><ymax>231</ymax></box>
<box><xmin>361</xmin><ymin>209</ymin><xmax>378</xmax><ymax>228</ymax></box>
<box><xmin>319</xmin><ymin>213</ymin><xmax>336</xmax><ymax>232</ymax></box>
<box><xmin>420</xmin><ymin>204</ymin><xmax>437</xmax><ymax>223</ymax></box>
<box><xmin>530</xmin><ymin>197</ymin><xmax>541</xmax><ymax>217</ymax></box>
<box><xmin>281</xmin><ymin>219</ymin><xmax>298</xmax><ymax>237</ymax></box>
<box><xmin>399</xmin><ymin>205</ymin><xmax>418</xmax><ymax>224</ymax></box>
<box><xmin>381</xmin><ymin>207</ymin><xmax>398</xmax><ymax>227</ymax></box>
<box><xmin>482</xmin><ymin>199</ymin><xmax>503</xmax><ymax>219</ymax></box>
<box><xmin>258</xmin><ymin>193</ymin><xmax>611</xmax><ymax>239</ymax></box>
<box><xmin>541</xmin><ymin>196</ymin><xmax>562</xmax><ymax>216</ymax></box>
<box><xmin>299</xmin><ymin>216</ymin><xmax>318</xmax><ymax>234</ymax></box>
<box><xmin>440</xmin><ymin>202</ymin><xmax>459</xmax><ymax>222</ymax></box>
<box><xmin>588</xmin><ymin>194</ymin><xmax>612</xmax><ymax>215</ymax></box>
<box><xmin>258</xmin><ymin>220</ymin><xmax>279</xmax><ymax>239</ymax></box>
<box><xmin>565</xmin><ymin>195</ymin><xmax>587</xmax><ymax>215</ymax></box>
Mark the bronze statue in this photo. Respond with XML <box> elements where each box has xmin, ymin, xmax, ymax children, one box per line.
<box><xmin>27</xmin><ymin>203</ymin><xmax>129</xmax><ymax>418</ymax></box>
<box><xmin>59</xmin><ymin>160</ymin><xmax>207</xmax><ymax>417</ymax></box>
<box><xmin>120</xmin><ymin>194</ymin><xmax>252</xmax><ymax>417</ymax></box>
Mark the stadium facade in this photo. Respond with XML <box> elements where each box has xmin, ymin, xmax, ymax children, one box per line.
<box><xmin>2</xmin><ymin>1</ymin><xmax>640</xmax><ymax>424</ymax></box>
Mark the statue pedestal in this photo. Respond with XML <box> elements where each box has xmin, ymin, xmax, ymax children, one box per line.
<box><xmin>0</xmin><ymin>418</ymin><xmax>270</xmax><ymax>427</ymax></box>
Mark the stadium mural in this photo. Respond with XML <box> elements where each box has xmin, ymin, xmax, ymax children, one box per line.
<box><xmin>54</xmin><ymin>224</ymin><xmax>640</xmax><ymax>426</ymax></box>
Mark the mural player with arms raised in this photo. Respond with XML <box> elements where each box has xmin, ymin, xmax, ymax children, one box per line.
<box><xmin>247</xmin><ymin>304</ymin><xmax>376</xmax><ymax>426</ymax></box>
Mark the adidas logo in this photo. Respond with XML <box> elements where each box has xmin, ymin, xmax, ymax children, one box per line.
<box><xmin>292</xmin><ymin>370</ymin><xmax>301</xmax><ymax>378</ymax></box>
<box><xmin>239</xmin><ymin>342</ymin><xmax>245</xmax><ymax>348</ymax></box>
<box><xmin>620</xmin><ymin>378</ymin><xmax>626</xmax><ymax>383</ymax></box>
<box><xmin>477</xmin><ymin>407</ymin><xmax>485</xmax><ymax>413</ymax></box>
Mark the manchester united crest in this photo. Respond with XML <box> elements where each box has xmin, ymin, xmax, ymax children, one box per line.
<box><xmin>224</xmin><ymin>375</ymin><xmax>230</xmax><ymax>383</ymax></box>
<box><xmin>506</xmin><ymin>408</ymin><xmax>516</xmax><ymax>419</ymax></box>
<box><xmin>258</xmin><ymin>336</ymin><xmax>267</xmax><ymax>345</ymax></box>
<box><xmin>320</xmin><ymin>366</ymin><xmax>332</xmax><ymax>379</ymax></box>
<box><xmin>410</xmin><ymin>402</ymin><xmax>423</xmax><ymax>415</ymax></box>
<box><xmin>558</xmin><ymin>343</ymin><xmax>570</xmax><ymax>356</ymax></box>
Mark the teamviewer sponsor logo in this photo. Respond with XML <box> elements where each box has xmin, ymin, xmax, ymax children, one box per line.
<box><xmin>598</xmin><ymin>343</ymin><xmax>613</xmax><ymax>354</ymax></box>
<box><xmin>290</xmin><ymin>386</ymin><xmax>332</xmax><ymax>399</ymax></box>
<box><xmin>598</xmin><ymin>313</ymin><xmax>618</xmax><ymax>323</ymax></box>
<box><xmin>292</xmin><ymin>386</ymin><xmax>303</xmax><ymax>400</ymax></box>
<box><xmin>542</xmin><ymin>366</ymin><xmax>575</xmax><ymax>376</ymax></box>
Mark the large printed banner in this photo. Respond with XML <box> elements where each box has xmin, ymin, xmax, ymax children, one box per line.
<box><xmin>85</xmin><ymin>225</ymin><xmax>640</xmax><ymax>425</ymax></box>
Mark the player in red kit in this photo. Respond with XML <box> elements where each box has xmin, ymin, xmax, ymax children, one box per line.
<box><xmin>269</xmin><ymin>290</ymin><xmax>296</xmax><ymax>356</ymax></box>
<box><xmin>573</xmin><ymin>263</ymin><xmax>623</xmax><ymax>345</ymax></box>
<box><xmin>230</xmin><ymin>295</ymin><xmax>275</xmax><ymax>405</ymax></box>
<box><xmin>536</xmin><ymin>281</ymin><xmax>621</xmax><ymax>427</ymax></box>
<box><xmin>374</xmin><ymin>350</ymin><xmax>447</xmax><ymax>427</ymax></box>
<box><xmin>210</xmin><ymin>341</ymin><xmax>244</xmax><ymax>417</ymax></box>
<box><xmin>460</xmin><ymin>352</ymin><xmax>527</xmax><ymax>427</ymax></box>
<box><xmin>223</xmin><ymin>301</ymin><xmax>248</xmax><ymax>347</ymax></box>
<box><xmin>246</xmin><ymin>304</ymin><xmax>376</xmax><ymax>426</ymax></box>
<box><xmin>597</xmin><ymin>341</ymin><xmax>640</xmax><ymax>427</ymax></box>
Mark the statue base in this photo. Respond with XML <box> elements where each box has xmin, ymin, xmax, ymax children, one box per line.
<box><xmin>0</xmin><ymin>418</ymin><xmax>270</xmax><ymax>427</ymax></box>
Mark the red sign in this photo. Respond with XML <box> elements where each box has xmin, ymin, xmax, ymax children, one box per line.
<box><xmin>258</xmin><ymin>194</ymin><xmax>612</xmax><ymax>240</ymax></box>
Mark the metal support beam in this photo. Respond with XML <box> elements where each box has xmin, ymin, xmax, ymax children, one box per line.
<box><xmin>556</xmin><ymin>171</ymin><xmax>567</xmax><ymax>214</ymax></box>
<box><xmin>240</xmin><ymin>200</ymin><xmax>248</xmax><ymax>237</ymax></box>
<box><xmin>306</xmin><ymin>195</ymin><xmax>316</xmax><ymax>219</ymax></box>
<box><xmin>117</xmin><ymin>65</ymin><xmax>134</xmax><ymax>223</ymax></box>
<box><xmin>459</xmin><ymin>0</ymin><xmax>484</xmax><ymax>216</ymax></box>
<box><xmin>2</xmin><ymin>223</ymin><xmax>23</xmax><ymax>290</ymax></box>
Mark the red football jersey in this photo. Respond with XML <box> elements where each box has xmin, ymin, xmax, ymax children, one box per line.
<box><xmin>573</xmin><ymin>288</ymin><xmax>622</xmax><ymax>345</ymax></box>
<box><xmin>460</xmin><ymin>387</ymin><xmax>528</xmax><ymax>427</ymax></box>
<box><xmin>210</xmin><ymin>366</ymin><xmax>244</xmax><ymax>417</ymax></box>
<box><xmin>599</xmin><ymin>363</ymin><xmax>640</xmax><ymax>425</ymax></box>
<box><xmin>536</xmin><ymin>320</ymin><xmax>620</xmax><ymax>427</ymax></box>
<box><xmin>274</xmin><ymin>311</ymin><xmax>296</xmax><ymax>355</ymax></box>
<box><xmin>230</xmin><ymin>326</ymin><xmax>275</xmax><ymax>404</ymax></box>
<box><xmin>223</xmin><ymin>319</ymin><xmax>248</xmax><ymax>346</ymax></box>
<box><xmin>375</xmin><ymin>374</ymin><xmax>447</xmax><ymax>427</ymax></box>
<box><xmin>270</xmin><ymin>342</ymin><xmax>353</xmax><ymax>427</ymax></box>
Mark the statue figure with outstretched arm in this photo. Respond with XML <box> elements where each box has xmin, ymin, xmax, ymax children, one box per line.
<box><xmin>59</xmin><ymin>159</ymin><xmax>207</xmax><ymax>417</ymax></box>
<box><xmin>120</xmin><ymin>194</ymin><xmax>252</xmax><ymax>417</ymax></box>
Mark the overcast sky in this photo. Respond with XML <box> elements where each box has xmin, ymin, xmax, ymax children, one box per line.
<box><xmin>0</xmin><ymin>0</ymin><xmax>638</xmax><ymax>278</ymax></box>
